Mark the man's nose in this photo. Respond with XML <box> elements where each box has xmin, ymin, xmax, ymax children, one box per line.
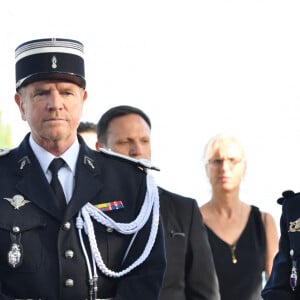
<box><xmin>47</xmin><ymin>92</ymin><xmax>63</xmax><ymax>110</ymax></box>
<box><xmin>129</xmin><ymin>143</ymin><xmax>143</xmax><ymax>158</ymax></box>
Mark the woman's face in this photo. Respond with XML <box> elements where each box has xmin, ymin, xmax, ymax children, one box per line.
<box><xmin>206</xmin><ymin>140</ymin><xmax>246</xmax><ymax>192</ymax></box>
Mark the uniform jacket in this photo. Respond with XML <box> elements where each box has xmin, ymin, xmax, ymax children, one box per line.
<box><xmin>0</xmin><ymin>134</ymin><xmax>166</xmax><ymax>300</ymax></box>
<box><xmin>262</xmin><ymin>191</ymin><xmax>300</xmax><ymax>300</ymax></box>
<box><xmin>158</xmin><ymin>187</ymin><xmax>220</xmax><ymax>300</ymax></box>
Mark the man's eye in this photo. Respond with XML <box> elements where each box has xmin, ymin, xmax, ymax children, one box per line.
<box><xmin>35</xmin><ymin>91</ymin><xmax>47</xmax><ymax>96</ymax></box>
<box><xmin>63</xmin><ymin>91</ymin><xmax>73</xmax><ymax>96</ymax></box>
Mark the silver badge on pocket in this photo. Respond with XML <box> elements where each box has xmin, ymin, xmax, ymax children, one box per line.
<box><xmin>8</xmin><ymin>243</ymin><xmax>22</xmax><ymax>268</ymax></box>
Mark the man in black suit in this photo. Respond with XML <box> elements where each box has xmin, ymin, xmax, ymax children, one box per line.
<box><xmin>0</xmin><ymin>38</ymin><xmax>165</xmax><ymax>299</ymax></box>
<box><xmin>96</xmin><ymin>105</ymin><xmax>220</xmax><ymax>300</ymax></box>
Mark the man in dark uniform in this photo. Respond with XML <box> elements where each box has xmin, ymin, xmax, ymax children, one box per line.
<box><xmin>262</xmin><ymin>191</ymin><xmax>300</xmax><ymax>299</ymax></box>
<box><xmin>95</xmin><ymin>105</ymin><xmax>221</xmax><ymax>300</ymax></box>
<box><xmin>0</xmin><ymin>38</ymin><xmax>166</xmax><ymax>300</ymax></box>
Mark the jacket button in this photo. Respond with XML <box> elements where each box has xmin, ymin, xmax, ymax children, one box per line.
<box><xmin>65</xmin><ymin>278</ymin><xmax>74</xmax><ymax>287</ymax></box>
<box><xmin>63</xmin><ymin>222</ymin><xmax>71</xmax><ymax>230</ymax></box>
<box><xmin>65</xmin><ymin>250</ymin><xmax>74</xmax><ymax>258</ymax></box>
<box><xmin>12</xmin><ymin>226</ymin><xmax>20</xmax><ymax>233</ymax></box>
<box><xmin>106</xmin><ymin>227</ymin><xmax>113</xmax><ymax>232</ymax></box>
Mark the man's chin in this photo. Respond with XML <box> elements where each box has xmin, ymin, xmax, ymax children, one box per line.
<box><xmin>40</xmin><ymin>131</ymin><xmax>71</xmax><ymax>143</ymax></box>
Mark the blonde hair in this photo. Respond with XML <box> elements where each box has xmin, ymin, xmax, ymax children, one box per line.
<box><xmin>203</xmin><ymin>132</ymin><xmax>246</xmax><ymax>166</ymax></box>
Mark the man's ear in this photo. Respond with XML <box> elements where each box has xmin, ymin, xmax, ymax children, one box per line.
<box><xmin>14</xmin><ymin>93</ymin><xmax>26</xmax><ymax>121</ymax></box>
<box><xmin>95</xmin><ymin>141</ymin><xmax>105</xmax><ymax>151</ymax></box>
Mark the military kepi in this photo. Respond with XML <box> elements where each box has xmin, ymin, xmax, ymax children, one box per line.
<box><xmin>15</xmin><ymin>38</ymin><xmax>85</xmax><ymax>90</ymax></box>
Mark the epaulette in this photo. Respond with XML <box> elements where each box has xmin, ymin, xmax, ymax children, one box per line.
<box><xmin>277</xmin><ymin>190</ymin><xmax>299</xmax><ymax>205</ymax></box>
<box><xmin>0</xmin><ymin>148</ymin><xmax>10</xmax><ymax>157</ymax></box>
<box><xmin>99</xmin><ymin>148</ymin><xmax>160</xmax><ymax>171</ymax></box>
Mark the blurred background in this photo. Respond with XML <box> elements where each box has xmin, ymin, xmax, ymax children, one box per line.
<box><xmin>2</xmin><ymin>0</ymin><xmax>300</xmax><ymax>228</ymax></box>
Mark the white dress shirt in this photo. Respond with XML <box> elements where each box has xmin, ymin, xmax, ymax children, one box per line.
<box><xmin>29</xmin><ymin>134</ymin><xmax>80</xmax><ymax>203</ymax></box>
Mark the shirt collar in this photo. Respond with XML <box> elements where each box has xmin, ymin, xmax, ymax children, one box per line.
<box><xmin>29</xmin><ymin>134</ymin><xmax>80</xmax><ymax>174</ymax></box>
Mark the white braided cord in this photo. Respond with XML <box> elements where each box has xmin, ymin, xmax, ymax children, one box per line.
<box><xmin>78</xmin><ymin>226</ymin><xmax>93</xmax><ymax>279</ymax></box>
<box><xmin>76</xmin><ymin>173</ymin><xmax>159</xmax><ymax>278</ymax></box>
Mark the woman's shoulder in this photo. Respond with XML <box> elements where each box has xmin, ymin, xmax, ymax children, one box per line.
<box><xmin>260</xmin><ymin>210</ymin><xmax>276</xmax><ymax>227</ymax></box>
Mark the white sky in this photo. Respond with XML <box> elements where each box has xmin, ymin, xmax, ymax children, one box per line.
<box><xmin>2</xmin><ymin>0</ymin><xmax>300</xmax><ymax>227</ymax></box>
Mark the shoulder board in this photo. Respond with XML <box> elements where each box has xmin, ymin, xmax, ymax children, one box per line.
<box><xmin>277</xmin><ymin>190</ymin><xmax>300</xmax><ymax>205</ymax></box>
<box><xmin>0</xmin><ymin>148</ymin><xmax>10</xmax><ymax>157</ymax></box>
<box><xmin>99</xmin><ymin>148</ymin><xmax>160</xmax><ymax>171</ymax></box>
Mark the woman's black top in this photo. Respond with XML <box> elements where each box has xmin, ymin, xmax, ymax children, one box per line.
<box><xmin>206</xmin><ymin>205</ymin><xmax>266</xmax><ymax>300</ymax></box>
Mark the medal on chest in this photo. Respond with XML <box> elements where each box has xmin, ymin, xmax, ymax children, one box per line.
<box><xmin>8</xmin><ymin>227</ymin><xmax>23</xmax><ymax>268</ymax></box>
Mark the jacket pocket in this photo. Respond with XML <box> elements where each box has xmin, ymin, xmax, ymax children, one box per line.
<box><xmin>0</xmin><ymin>214</ymin><xmax>46</xmax><ymax>272</ymax></box>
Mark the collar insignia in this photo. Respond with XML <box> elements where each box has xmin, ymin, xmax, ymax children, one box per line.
<box><xmin>289</xmin><ymin>218</ymin><xmax>300</xmax><ymax>232</ymax></box>
<box><xmin>18</xmin><ymin>156</ymin><xmax>30</xmax><ymax>170</ymax></box>
<box><xmin>4</xmin><ymin>195</ymin><xmax>30</xmax><ymax>210</ymax></box>
<box><xmin>95</xmin><ymin>200</ymin><xmax>124</xmax><ymax>212</ymax></box>
<box><xmin>84</xmin><ymin>155</ymin><xmax>95</xmax><ymax>170</ymax></box>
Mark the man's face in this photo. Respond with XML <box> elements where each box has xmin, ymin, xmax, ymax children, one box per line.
<box><xmin>15</xmin><ymin>81</ymin><xmax>87</xmax><ymax>147</ymax></box>
<box><xmin>100</xmin><ymin>114</ymin><xmax>151</xmax><ymax>160</ymax></box>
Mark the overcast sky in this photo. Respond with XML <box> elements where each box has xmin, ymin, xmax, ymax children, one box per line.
<box><xmin>2</xmin><ymin>0</ymin><xmax>300</xmax><ymax>227</ymax></box>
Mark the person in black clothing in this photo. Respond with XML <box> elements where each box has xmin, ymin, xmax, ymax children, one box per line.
<box><xmin>0</xmin><ymin>38</ymin><xmax>165</xmax><ymax>299</ymax></box>
<box><xmin>262</xmin><ymin>190</ymin><xmax>300</xmax><ymax>299</ymax></box>
<box><xmin>96</xmin><ymin>105</ymin><xmax>220</xmax><ymax>300</ymax></box>
<box><xmin>200</xmin><ymin>132</ymin><xmax>278</xmax><ymax>300</ymax></box>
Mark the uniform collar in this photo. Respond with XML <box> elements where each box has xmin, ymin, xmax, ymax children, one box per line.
<box><xmin>29</xmin><ymin>134</ymin><xmax>79</xmax><ymax>175</ymax></box>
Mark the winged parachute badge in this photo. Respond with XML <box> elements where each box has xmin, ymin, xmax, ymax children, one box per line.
<box><xmin>4</xmin><ymin>195</ymin><xmax>30</xmax><ymax>209</ymax></box>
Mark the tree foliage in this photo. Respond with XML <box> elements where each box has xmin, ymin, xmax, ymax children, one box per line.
<box><xmin>0</xmin><ymin>111</ymin><xmax>12</xmax><ymax>148</ymax></box>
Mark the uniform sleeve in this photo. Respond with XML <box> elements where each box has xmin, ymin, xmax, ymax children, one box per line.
<box><xmin>185</xmin><ymin>200</ymin><xmax>221</xmax><ymax>300</ymax></box>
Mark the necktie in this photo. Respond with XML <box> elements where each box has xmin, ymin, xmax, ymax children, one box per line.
<box><xmin>48</xmin><ymin>158</ymin><xmax>66</xmax><ymax>210</ymax></box>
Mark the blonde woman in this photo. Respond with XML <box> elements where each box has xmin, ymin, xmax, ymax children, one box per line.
<box><xmin>200</xmin><ymin>133</ymin><xmax>278</xmax><ymax>300</ymax></box>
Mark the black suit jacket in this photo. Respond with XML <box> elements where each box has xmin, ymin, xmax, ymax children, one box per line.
<box><xmin>158</xmin><ymin>187</ymin><xmax>220</xmax><ymax>300</ymax></box>
<box><xmin>0</xmin><ymin>134</ymin><xmax>166</xmax><ymax>300</ymax></box>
